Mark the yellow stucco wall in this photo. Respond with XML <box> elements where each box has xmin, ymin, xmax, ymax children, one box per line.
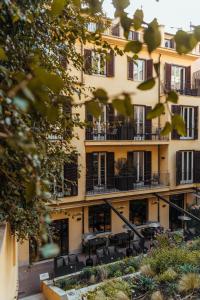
<box><xmin>0</xmin><ymin>223</ymin><xmax>18</xmax><ymax>300</ymax></box>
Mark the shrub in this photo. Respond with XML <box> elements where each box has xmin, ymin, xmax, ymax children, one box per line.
<box><xmin>133</xmin><ymin>275</ymin><xmax>157</xmax><ymax>294</ymax></box>
<box><xmin>142</xmin><ymin>247</ymin><xmax>199</xmax><ymax>274</ymax></box>
<box><xmin>124</xmin><ymin>266</ymin><xmax>135</xmax><ymax>274</ymax></box>
<box><xmin>187</xmin><ymin>238</ymin><xmax>200</xmax><ymax>251</ymax></box>
<box><xmin>178</xmin><ymin>263</ymin><xmax>200</xmax><ymax>274</ymax></box>
<box><xmin>95</xmin><ymin>265</ymin><xmax>108</xmax><ymax>281</ymax></box>
<box><xmin>178</xmin><ymin>273</ymin><xmax>200</xmax><ymax>293</ymax></box>
<box><xmin>156</xmin><ymin>268</ymin><xmax>178</xmax><ymax>283</ymax></box>
<box><xmin>140</xmin><ymin>264</ymin><xmax>155</xmax><ymax>277</ymax></box>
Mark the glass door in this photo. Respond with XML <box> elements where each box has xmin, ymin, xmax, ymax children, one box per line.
<box><xmin>133</xmin><ymin>152</ymin><xmax>144</xmax><ymax>184</ymax></box>
<box><xmin>134</xmin><ymin>106</ymin><xmax>145</xmax><ymax>139</ymax></box>
<box><xmin>93</xmin><ymin>105</ymin><xmax>106</xmax><ymax>140</ymax></box>
<box><xmin>93</xmin><ymin>152</ymin><xmax>107</xmax><ymax>189</ymax></box>
<box><xmin>181</xmin><ymin>107</ymin><xmax>194</xmax><ymax>139</ymax></box>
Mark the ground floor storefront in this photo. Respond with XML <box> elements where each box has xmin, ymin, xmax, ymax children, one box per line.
<box><xmin>18</xmin><ymin>189</ymin><xmax>197</xmax><ymax>267</ymax></box>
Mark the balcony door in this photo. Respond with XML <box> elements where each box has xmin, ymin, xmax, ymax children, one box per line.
<box><xmin>93</xmin><ymin>105</ymin><xmax>107</xmax><ymax>140</ymax></box>
<box><xmin>180</xmin><ymin>151</ymin><xmax>194</xmax><ymax>184</ymax></box>
<box><xmin>134</xmin><ymin>106</ymin><xmax>145</xmax><ymax>138</ymax></box>
<box><xmin>181</xmin><ymin>107</ymin><xmax>194</xmax><ymax>139</ymax></box>
<box><xmin>133</xmin><ymin>152</ymin><xmax>144</xmax><ymax>183</ymax></box>
<box><xmin>93</xmin><ymin>152</ymin><xmax>107</xmax><ymax>189</ymax></box>
<box><xmin>171</xmin><ymin>65</ymin><xmax>185</xmax><ymax>91</ymax></box>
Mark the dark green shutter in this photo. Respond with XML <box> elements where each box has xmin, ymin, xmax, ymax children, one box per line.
<box><xmin>106</xmin><ymin>152</ymin><xmax>115</xmax><ymax>188</ymax></box>
<box><xmin>194</xmin><ymin>151</ymin><xmax>200</xmax><ymax>183</ymax></box>
<box><xmin>194</xmin><ymin>106</ymin><xmax>198</xmax><ymax>140</ymax></box>
<box><xmin>145</xmin><ymin>106</ymin><xmax>152</xmax><ymax>140</ymax></box>
<box><xmin>171</xmin><ymin>105</ymin><xmax>181</xmax><ymax>139</ymax></box>
<box><xmin>144</xmin><ymin>151</ymin><xmax>152</xmax><ymax>184</ymax></box>
<box><xmin>86</xmin><ymin>153</ymin><xmax>93</xmax><ymax>191</ymax></box>
<box><xmin>64</xmin><ymin>155</ymin><xmax>78</xmax><ymax>196</ymax></box>
<box><xmin>127</xmin><ymin>57</ymin><xmax>134</xmax><ymax>80</ymax></box>
<box><xmin>176</xmin><ymin>151</ymin><xmax>182</xmax><ymax>185</ymax></box>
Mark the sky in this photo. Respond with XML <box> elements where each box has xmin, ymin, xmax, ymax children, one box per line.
<box><xmin>102</xmin><ymin>0</ymin><xmax>200</xmax><ymax>33</ymax></box>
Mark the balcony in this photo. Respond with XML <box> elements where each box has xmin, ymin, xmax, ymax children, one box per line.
<box><xmin>86</xmin><ymin>172</ymin><xmax>169</xmax><ymax>195</ymax></box>
<box><xmin>165</xmin><ymin>83</ymin><xmax>199</xmax><ymax>96</ymax></box>
<box><xmin>86</xmin><ymin>123</ymin><xmax>168</xmax><ymax>142</ymax></box>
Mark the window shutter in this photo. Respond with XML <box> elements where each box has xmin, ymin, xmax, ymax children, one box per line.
<box><xmin>165</xmin><ymin>63</ymin><xmax>172</xmax><ymax>91</ymax></box>
<box><xmin>145</xmin><ymin>106</ymin><xmax>152</xmax><ymax>140</ymax></box>
<box><xmin>194</xmin><ymin>106</ymin><xmax>198</xmax><ymax>140</ymax></box>
<box><xmin>106</xmin><ymin>52</ymin><xmax>115</xmax><ymax>77</ymax></box>
<box><xmin>144</xmin><ymin>151</ymin><xmax>152</xmax><ymax>184</ymax></box>
<box><xmin>146</xmin><ymin>59</ymin><xmax>153</xmax><ymax>80</ymax></box>
<box><xmin>127</xmin><ymin>57</ymin><xmax>134</xmax><ymax>80</ymax></box>
<box><xmin>176</xmin><ymin>151</ymin><xmax>182</xmax><ymax>185</ymax></box>
<box><xmin>127</xmin><ymin>152</ymin><xmax>135</xmax><ymax>189</ymax></box>
<box><xmin>84</xmin><ymin>49</ymin><xmax>92</xmax><ymax>75</ymax></box>
<box><xmin>170</xmin><ymin>39</ymin><xmax>175</xmax><ymax>49</ymax></box>
<box><xmin>85</xmin><ymin>106</ymin><xmax>93</xmax><ymax>140</ymax></box>
<box><xmin>133</xmin><ymin>31</ymin><xmax>139</xmax><ymax>41</ymax></box>
<box><xmin>111</xmin><ymin>24</ymin><xmax>120</xmax><ymax>37</ymax></box>
<box><xmin>86</xmin><ymin>153</ymin><xmax>93</xmax><ymax>191</ymax></box>
<box><xmin>185</xmin><ymin>66</ymin><xmax>191</xmax><ymax>90</ymax></box>
<box><xmin>63</xmin><ymin>99</ymin><xmax>72</xmax><ymax>138</ymax></box>
<box><xmin>194</xmin><ymin>151</ymin><xmax>200</xmax><ymax>183</ymax></box>
<box><xmin>106</xmin><ymin>152</ymin><xmax>115</xmax><ymax>188</ymax></box>
<box><xmin>171</xmin><ymin>105</ymin><xmax>181</xmax><ymax>139</ymax></box>
<box><xmin>64</xmin><ymin>155</ymin><xmax>78</xmax><ymax>196</ymax></box>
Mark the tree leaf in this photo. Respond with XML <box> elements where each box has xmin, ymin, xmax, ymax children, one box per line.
<box><xmin>147</xmin><ymin>103</ymin><xmax>165</xmax><ymax>120</ymax></box>
<box><xmin>144</xmin><ymin>19</ymin><xmax>161</xmax><ymax>53</ymax></box>
<box><xmin>160</xmin><ymin>122</ymin><xmax>172</xmax><ymax>136</ymax></box>
<box><xmin>124</xmin><ymin>41</ymin><xmax>142</xmax><ymax>53</ymax></box>
<box><xmin>166</xmin><ymin>91</ymin><xmax>179</xmax><ymax>103</ymax></box>
<box><xmin>133</xmin><ymin>9</ymin><xmax>144</xmax><ymax>30</ymax></box>
<box><xmin>175</xmin><ymin>30</ymin><xmax>197</xmax><ymax>54</ymax></box>
<box><xmin>86</xmin><ymin>101</ymin><xmax>101</xmax><ymax>118</ymax></box>
<box><xmin>120</xmin><ymin>13</ymin><xmax>132</xmax><ymax>39</ymax></box>
<box><xmin>50</xmin><ymin>0</ymin><xmax>66</xmax><ymax>17</ymax></box>
<box><xmin>0</xmin><ymin>48</ymin><xmax>7</xmax><ymax>61</ymax></box>
<box><xmin>93</xmin><ymin>88</ymin><xmax>108</xmax><ymax>104</ymax></box>
<box><xmin>34</xmin><ymin>68</ymin><xmax>64</xmax><ymax>94</ymax></box>
<box><xmin>194</xmin><ymin>26</ymin><xmax>200</xmax><ymax>42</ymax></box>
<box><xmin>172</xmin><ymin>114</ymin><xmax>186</xmax><ymax>136</ymax></box>
<box><xmin>137</xmin><ymin>78</ymin><xmax>156</xmax><ymax>91</ymax></box>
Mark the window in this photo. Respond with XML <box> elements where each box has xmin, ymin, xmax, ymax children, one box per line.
<box><xmin>171</xmin><ymin>65</ymin><xmax>185</xmax><ymax>90</ymax></box>
<box><xmin>129</xmin><ymin>200</ymin><xmax>148</xmax><ymax>225</ymax></box>
<box><xmin>180</xmin><ymin>151</ymin><xmax>193</xmax><ymax>184</ymax></box>
<box><xmin>181</xmin><ymin>106</ymin><xmax>194</xmax><ymax>139</ymax></box>
<box><xmin>128</xmin><ymin>31</ymin><xmax>139</xmax><ymax>41</ymax></box>
<box><xmin>111</xmin><ymin>24</ymin><xmax>120</xmax><ymax>36</ymax></box>
<box><xmin>93</xmin><ymin>152</ymin><xmax>107</xmax><ymax>187</ymax></box>
<box><xmin>87</xmin><ymin>22</ymin><xmax>97</xmax><ymax>32</ymax></box>
<box><xmin>89</xmin><ymin>204</ymin><xmax>111</xmax><ymax>233</ymax></box>
<box><xmin>93</xmin><ymin>105</ymin><xmax>107</xmax><ymax>139</ymax></box>
<box><xmin>134</xmin><ymin>60</ymin><xmax>145</xmax><ymax>81</ymax></box>
<box><xmin>92</xmin><ymin>52</ymin><xmax>106</xmax><ymax>76</ymax></box>
<box><xmin>134</xmin><ymin>106</ymin><xmax>145</xmax><ymax>136</ymax></box>
<box><xmin>133</xmin><ymin>152</ymin><xmax>144</xmax><ymax>182</ymax></box>
<box><xmin>165</xmin><ymin>39</ymin><xmax>175</xmax><ymax>49</ymax></box>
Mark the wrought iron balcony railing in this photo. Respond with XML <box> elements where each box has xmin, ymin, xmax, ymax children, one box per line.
<box><xmin>86</xmin><ymin>123</ymin><xmax>169</xmax><ymax>141</ymax></box>
<box><xmin>86</xmin><ymin>172</ymin><xmax>169</xmax><ymax>195</ymax></box>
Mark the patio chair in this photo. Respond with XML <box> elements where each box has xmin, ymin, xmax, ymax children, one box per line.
<box><xmin>54</xmin><ymin>256</ymin><xmax>67</xmax><ymax>277</ymax></box>
<box><xmin>107</xmin><ymin>245</ymin><xmax>125</xmax><ymax>261</ymax></box>
<box><xmin>67</xmin><ymin>254</ymin><xmax>85</xmax><ymax>272</ymax></box>
<box><xmin>96</xmin><ymin>248</ymin><xmax>110</xmax><ymax>265</ymax></box>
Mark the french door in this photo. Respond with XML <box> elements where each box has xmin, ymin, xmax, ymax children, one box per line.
<box><xmin>133</xmin><ymin>152</ymin><xmax>144</xmax><ymax>182</ymax></box>
<box><xmin>181</xmin><ymin>107</ymin><xmax>194</xmax><ymax>139</ymax></box>
<box><xmin>93</xmin><ymin>105</ymin><xmax>106</xmax><ymax>139</ymax></box>
<box><xmin>180</xmin><ymin>151</ymin><xmax>193</xmax><ymax>184</ymax></box>
<box><xmin>93</xmin><ymin>152</ymin><xmax>107</xmax><ymax>187</ymax></box>
<box><xmin>134</xmin><ymin>106</ymin><xmax>145</xmax><ymax>137</ymax></box>
<box><xmin>171</xmin><ymin>65</ymin><xmax>185</xmax><ymax>90</ymax></box>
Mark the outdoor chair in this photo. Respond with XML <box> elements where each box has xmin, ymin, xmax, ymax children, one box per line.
<box><xmin>109</xmin><ymin>232</ymin><xmax>129</xmax><ymax>248</ymax></box>
<box><xmin>96</xmin><ymin>248</ymin><xmax>110</xmax><ymax>265</ymax></box>
<box><xmin>132</xmin><ymin>238</ymin><xmax>149</xmax><ymax>254</ymax></box>
<box><xmin>54</xmin><ymin>256</ymin><xmax>67</xmax><ymax>277</ymax></box>
<box><xmin>107</xmin><ymin>245</ymin><xmax>125</xmax><ymax>261</ymax></box>
<box><xmin>67</xmin><ymin>254</ymin><xmax>85</xmax><ymax>272</ymax></box>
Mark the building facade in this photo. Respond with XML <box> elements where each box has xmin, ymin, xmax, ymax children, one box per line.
<box><xmin>19</xmin><ymin>21</ymin><xmax>200</xmax><ymax>266</ymax></box>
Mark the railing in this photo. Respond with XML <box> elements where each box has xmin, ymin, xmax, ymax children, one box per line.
<box><xmin>165</xmin><ymin>83</ymin><xmax>199</xmax><ymax>96</ymax></box>
<box><xmin>86</xmin><ymin>123</ymin><xmax>169</xmax><ymax>141</ymax></box>
<box><xmin>86</xmin><ymin>172</ymin><xmax>169</xmax><ymax>195</ymax></box>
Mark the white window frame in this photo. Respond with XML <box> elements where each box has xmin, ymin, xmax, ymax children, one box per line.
<box><xmin>92</xmin><ymin>52</ymin><xmax>106</xmax><ymax>76</ymax></box>
<box><xmin>180</xmin><ymin>107</ymin><xmax>194</xmax><ymax>139</ymax></box>
<box><xmin>171</xmin><ymin>65</ymin><xmax>185</xmax><ymax>90</ymax></box>
<box><xmin>133</xmin><ymin>60</ymin><xmax>145</xmax><ymax>82</ymax></box>
<box><xmin>134</xmin><ymin>106</ymin><xmax>145</xmax><ymax>138</ymax></box>
<box><xmin>180</xmin><ymin>151</ymin><xmax>193</xmax><ymax>184</ymax></box>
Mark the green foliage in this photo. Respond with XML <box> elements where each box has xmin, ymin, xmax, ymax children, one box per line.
<box><xmin>166</xmin><ymin>91</ymin><xmax>179</xmax><ymax>103</ymax></box>
<box><xmin>160</xmin><ymin>122</ymin><xmax>172</xmax><ymax>136</ymax></box>
<box><xmin>124</xmin><ymin>41</ymin><xmax>143</xmax><ymax>53</ymax></box>
<box><xmin>133</xmin><ymin>9</ymin><xmax>144</xmax><ymax>30</ymax></box>
<box><xmin>175</xmin><ymin>30</ymin><xmax>197</xmax><ymax>54</ymax></box>
<box><xmin>147</xmin><ymin>103</ymin><xmax>164</xmax><ymax>120</ymax></box>
<box><xmin>143</xmin><ymin>19</ymin><xmax>161</xmax><ymax>53</ymax></box>
<box><xmin>178</xmin><ymin>264</ymin><xmax>200</xmax><ymax>274</ymax></box>
<box><xmin>172</xmin><ymin>114</ymin><xmax>186</xmax><ymax>136</ymax></box>
<box><xmin>156</xmin><ymin>268</ymin><xmax>178</xmax><ymax>283</ymax></box>
<box><xmin>137</xmin><ymin>78</ymin><xmax>156</xmax><ymax>91</ymax></box>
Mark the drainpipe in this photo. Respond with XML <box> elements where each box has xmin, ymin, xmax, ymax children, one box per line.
<box><xmin>157</xmin><ymin>54</ymin><xmax>162</xmax><ymax>178</ymax></box>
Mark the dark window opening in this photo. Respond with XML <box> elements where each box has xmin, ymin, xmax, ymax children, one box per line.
<box><xmin>89</xmin><ymin>204</ymin><xmax>111</xmax><ymax>233</ymax></box>
<box><xmin>129</xmin><ymin>199</ymin><xmax>148</xmax><ymax>226</ymax></box>
<box><xmin>169</xmin><ymin>194</ymin><xmax>184</xmax><ymax>231</ymax></box>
